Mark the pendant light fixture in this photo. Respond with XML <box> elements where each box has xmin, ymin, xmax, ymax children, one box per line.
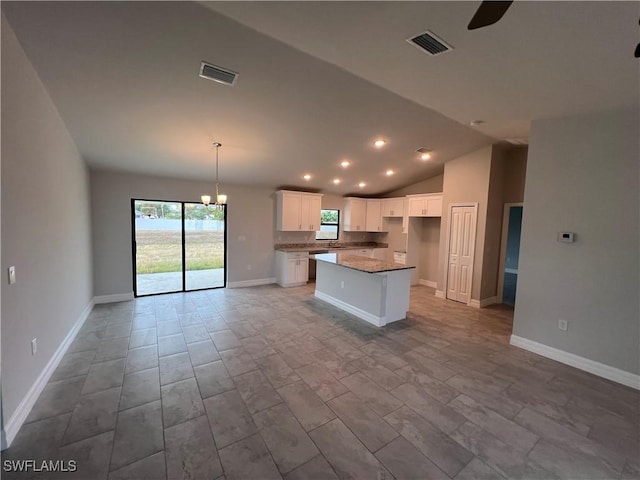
<box><xmin>201</xmin><ymin>141</ymin><xmax>227</xmax><ymax>207</ymax></box>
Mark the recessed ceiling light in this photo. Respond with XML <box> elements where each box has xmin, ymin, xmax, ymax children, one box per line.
<box><xmin>303</xmin><ymin>174</ymin><xmax>311</xmax><ymax>180</ymax></box>
<box><xmin>358</xmin><ymin>182</ymin><xmax>366</xmax><ymax>188</ymax></box>
<box><xmin>333</xmin><ymin>178</ymin><xmax>341</xmax><ymax>184</ymax></box>
<box><xmin>385</xmin><ymin>169</ymin><xmax>394</xmax><ymax>176</ymax></box>
<box><xmin>340</xmin><ymin>160</ymin><xmax>350</xmax><ymax>168</ymax></box>
<box><xmin>374</xmin><ymin>139</ymin><xmax>386</xmax><ymax>148</ymax></box>
<box><xmin>421</xmin><ymin>153</ymin><xmax>431</xmax><ymax>160</ymax></box>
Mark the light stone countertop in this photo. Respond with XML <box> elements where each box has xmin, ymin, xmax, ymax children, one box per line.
<box><xmin>311</xmin><ymin>253</ymin><xmax>415</xmax><ymax>274</ymax></box>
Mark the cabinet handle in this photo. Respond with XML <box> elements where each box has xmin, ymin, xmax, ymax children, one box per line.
<box><xmin>299</xmin><ymin>224</ymin><xmax>301</xmax><ymax>230</ymax></box>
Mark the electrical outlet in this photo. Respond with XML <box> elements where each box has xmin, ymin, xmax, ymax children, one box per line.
<box><xmin>31</xmin><ymin>338</ymin><xmax>37</xmax><ymax>355</ymax></box>
<box><xmin>8</xmin><ymin>266</ymin><xmax>16</xmax><ymax>285</ymax></box>
<box><xmin>558</xmin><ymin>319</ymin><xmax>568</xmax><ymax>331</ymax></box>
<box><xmin>340</xmin><ymin>280</ymin><xmax>344</xmax><ymax>288</ymax></box>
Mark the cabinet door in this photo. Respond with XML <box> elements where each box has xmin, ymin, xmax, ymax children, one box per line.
<box><xmin>365</xmin><ymin>200</ymin><xmax>382</xmax><ymax>231</ymax></box>
<box><xmin>345</xmin><ymin>198</ymin><xmax>367</xmax><ymax>231</ymax></box>
<box><xmin>390</xmin><ymin>198</ymin><xmax>404</xmax><ymax>217</ymax></box>
<box><xmin>426</xmin><ymin>196</ymin><xmax>443</xmax><ymax>217</ymax></box>
<box><xmin>381</xmin><ymin>199</ymin><xmax>393</xmax><ymax>217</ymax></box>
<box><xmin>300</xmin><ymin>195</ymin><xmax>312</xmax><ymax>231</ymax></box>
<box><xmin>373</xmin><ymin>248</ymin><xmax>387</xmax><ymax>260</ymax></box>
<box><xmin>408</xmin><ymin>197</ymin><xmax>426</xmax><ymax>217</ymax></box>
<box><xmin>281</xmin><ymin>192</ymin><xmax>302</xmax><ymax>230</ymax></box>
<box><xmin>296</xmin><ymin>258</ymin><xmax>309</xmax><ymax>282</ymax></box>
<box><xmin>308</xmin><ymin>195</ymin><xmax>322</xmax><ymax>231</ymax></box>
<box><xmin>286</xmin><ymin>258</ymin><xmax>298</xmax><ymax>282</ymax></box>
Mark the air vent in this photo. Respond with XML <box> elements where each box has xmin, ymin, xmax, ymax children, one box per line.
<box><xmin>407</xmin><ymin>30</ymin><xmax>453</xmax><ymax>56</ymax></box>
<box><xmin>416</xmin><ymin>147</ymin><xmax>432</xmax><ymax>154</ymax></box>
<box><xmin>199</xmin><ymin>62</ymin><xmax>238</xmax><ymax>86</ymax></box>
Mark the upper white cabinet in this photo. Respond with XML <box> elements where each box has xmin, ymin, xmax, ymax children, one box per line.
<box><xmin>381</xmin><ymin>197</ymin><xmax>404</xmax><ymax>218</ymax></box>
<box><xmin>365</xmin><ymin>199</ymin><xmax>383</xmax><ymax>232</ymax></box>
<box><xmin>345</xmin><ymin>198</ymin><xmax>386</xmax><ymax>232</ymax></box>
<box><xmin>407</xmin><ymin>193</ymin><xmax>443</xmax><ymax>217</ymax></box>
<box><xmin>343</xmin><ymin>198</ymin><xmax>367</xmax><ymax>231</ymax></box>
<box><xmin>276</xmin><ymin>190</ymin><xmax>323</xmax><ymax>231</ymax></box>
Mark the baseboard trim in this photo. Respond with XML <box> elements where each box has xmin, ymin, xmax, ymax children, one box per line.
<box><xmin>4</xmin><ymin>299</ymin><xmax>94</xmax><ymax>447</ymax></box>
<box><xmin>419</xmin><ymin>279</ymin><xmax>437</xmax><ymax>288</ymax></box>
<box><xmin>93</xmin><ymin>293</ymin><xmax>134</xmax><ymax>304</ymax></box>
<box><xmin>469</xmin><ymin>296</ymin><xmax>498</xmax><ymax>308</ymax></box>
<box><xmin>510</xmin><ymin>335</ymin><xmax>640</xmax><ymax>390</ymax></box>
<box><xmin>435</xmin><ymin>290</ymin><xmax>445</xmax><ymax>299</ymax></box>
<box><xmin>314</xmin><ymin>291</ymin><xmax>384</xmax><ymax>327</ymax></box>
<box><xmin>227</xmin><ymin>277</ymin><xmax>276</xmax><ymax>288</ymax></box>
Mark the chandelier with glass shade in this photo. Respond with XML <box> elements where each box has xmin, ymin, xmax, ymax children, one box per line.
<box><xmin>201</xmin><ymin>142</ymin><xmax>227</xmax><ymax>208</ymax></box>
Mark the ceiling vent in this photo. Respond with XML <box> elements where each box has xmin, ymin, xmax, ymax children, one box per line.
<box><xmin>199</xmin><ymin>62</ymin><xmax>238</xmax><ymax>86</ymax></box>
<box><xmin>416</xmin><ymin>147</ymin><xmax>432</xmax><ymax>154</ymax></box>
<box><xmin>407</xmin><ymin>30</ymin><xmax>453</xmax><ymax>56</ymax></box>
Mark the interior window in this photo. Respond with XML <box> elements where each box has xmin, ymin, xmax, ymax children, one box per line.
<box><xmin>316</xmin><ymin>209</ymin><xmax>339</xmax><ymax>240</ymax></box>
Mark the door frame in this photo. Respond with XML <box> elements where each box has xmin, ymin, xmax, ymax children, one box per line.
<box><xmin>131</xmin><ymin>198</ymin><xmax>227</xmax><ymax>297</ymax></box>
<box><xmin>442</xmin><ymin>202</ymin><xmax>478</xmax><ymax>306</ymax></box>
<box><xmin>497</xmin><ymin>202</ymin><xmax>523</xmax><ymax>304</ymax></box>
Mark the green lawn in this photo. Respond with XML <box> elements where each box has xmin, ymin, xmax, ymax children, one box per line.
<box><xmin>135</xmin><ymin>230</ymin><xmax>224</xmax><ymax>274</ymax></box>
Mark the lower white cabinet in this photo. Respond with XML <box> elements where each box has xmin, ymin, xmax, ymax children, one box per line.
<box><xmin>373</xmin><ymin>248</ymin><xmax>387</xmax><ymax>260</ymax></box>
<box><xmin>276</xmin><ymin>251</ymin><xmax>309</xmax><ymax>287</ymax></box>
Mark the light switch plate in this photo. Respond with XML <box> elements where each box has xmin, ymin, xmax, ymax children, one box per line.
<box><xmin>8</xmin><ymin>266</ymin><xmax>16</xmax><ymax>285</ymax></box>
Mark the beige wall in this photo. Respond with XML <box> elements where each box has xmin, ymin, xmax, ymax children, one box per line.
<box><xmin>513</xmin><ymin>109</ymin><xmax>639</xmax><ymax>375</ymax></box>
<box><xmin>385</xmin><ymin>174</ymin><xmax>443</xmax><ymax>197</ymax></box>
<box><xmin>503</xmin><ymin>146</ymin><xmax>528</xmax><ymax>203</ymax></box>
<box><xmin>91</xmin><ymin>169</ymin><xmax>277</xmax><ymax>295</ymax></box>
<box><xmin>420</xmin><ymin>219</ymin><xmax>441</xmax><ymax>284</ymax></box>
<box><xmin>437</xmin><ymin>146</ymin><xmax>493</xmax><ymax>300</ymax></box>
<box><xmin>2</xmin><ymin>15</ymin><xmax>93</xmax><ymax>425</ymax></box>
<box><xmin>480</xmin><ymin>147</ymin><xmax>507</xmax><ymax>300</ymax></box>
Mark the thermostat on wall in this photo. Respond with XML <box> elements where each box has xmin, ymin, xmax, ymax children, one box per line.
<box><xmin>558</xmin><ymin>232</ymin><xmax>575</xmax><ymax>243</ymax></box>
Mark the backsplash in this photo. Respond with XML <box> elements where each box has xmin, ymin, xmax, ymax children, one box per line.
<box><xmin>275</xmin><ymin>230</ymin><xmax>385</xmax><ymax>244</ymax></box>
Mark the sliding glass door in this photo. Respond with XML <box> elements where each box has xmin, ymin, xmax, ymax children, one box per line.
<box><xmin>185</xmin><ymin>203</ymin><xmax>225</xmax><ymax>290</ymax></box>
<box><xmin>132</xmin><ymin>199</ymin><xmax>226</xmax><ymax>296</ymax></box>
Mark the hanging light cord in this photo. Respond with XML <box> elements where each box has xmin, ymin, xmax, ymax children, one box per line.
<box><xmin>214</xmin><ymin>141</ymin><xmax>222</xmax><ymax>202</ymax></box>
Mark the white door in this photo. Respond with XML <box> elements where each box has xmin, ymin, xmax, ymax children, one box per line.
<box><xmin>447</xmin><ymin>205</ymin><xmax>477</xmax><ymax>303</ymax></box>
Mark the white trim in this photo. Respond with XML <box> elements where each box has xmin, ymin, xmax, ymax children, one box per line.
<box><xmin>469</xmin><ymin>296</ymin><xmax>498</xmax><ymax>308</ymax></box>
<box><xmin>227</xmin><ymin>277</ymin><xmax>276</xmax><ymax>288</ymax></box>
<box><xmin>510</xmin><ymin>335</ymin><xmax>640</xmax><ymax>391</ymax></box>
<box><xmin>435</xmin><ymin>290</ymin><xmax>445</xmax><ymax>298</ymax></box>
<box><xmin>314</xmin><ymin>291</ymin><xmax>385</xmax><ymax>327</ymax></box>
<box><xmin>442</xmin><ymin>203</ymin><xmax>478</xmax><ymax>305</ymax></box>
<box><xmin>419</xmin><ymin>279</ymin><xmax>437</xmax><ymax>288</ymax></box>
<box><xmin>497</xmin><ymin>202</ymin><xmax>523</xmax><ymax>304</ymax></box>
<box><xmin>4</xmin><ymin>300</ymin><xmax>94</xmax><ymax>447</ymax></box>
<box><xmin>93</xmin><ymin>292</ymin><xmax>134</xmax><ymax>304</ymax></box>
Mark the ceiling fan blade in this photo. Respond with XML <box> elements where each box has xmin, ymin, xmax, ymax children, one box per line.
<box><xmin>635</xmin><ymin>43</ymin><xmax>640</xmax><ymax>58</ymax></box>
<box><xmin>468</xmin><ymin>1</ymin><xmax>514</xmax><ymax>30</ymax></box>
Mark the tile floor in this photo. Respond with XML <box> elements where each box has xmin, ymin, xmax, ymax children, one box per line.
<box><xmin>2</xmin><ymin>285</ymin><xmax>638</xmax><ymax>480</ymax></box>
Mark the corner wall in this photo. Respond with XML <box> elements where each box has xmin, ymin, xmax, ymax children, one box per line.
<box><xmin>1</xmin><ymin>15</ymin><xmax>93</xmax><ymax>430</ymax></box>
<box><xmin>513</xmin><ymin>109</ymin><xmax>639</xmax><ymax>378</ymax></box>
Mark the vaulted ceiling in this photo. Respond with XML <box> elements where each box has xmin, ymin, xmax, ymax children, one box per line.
<box><xmin>3</xmin><ymin>1</ymin><xmax>636</xmax><ymax>195</ymax></box>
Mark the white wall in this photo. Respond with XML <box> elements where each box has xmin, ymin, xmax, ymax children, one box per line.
<box><xmin>91</xmin><ymin>169</ymin><xmax>278</xmax><ymax>295</ymax></box>
<box><xmin>1</xmin><ymin>15</ymin><xmax>93</xmax><ymax>424</ymax></box>
<box><xmin>513</xmin><ymin>109</ymin><xmax>639</xmax><ymax>376</ymax></box>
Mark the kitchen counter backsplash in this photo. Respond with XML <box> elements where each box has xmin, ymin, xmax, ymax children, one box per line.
<box><xmin>275</xmin><ymin>241</ymin><xmax>388</xmax><ymax>252</ymax></box>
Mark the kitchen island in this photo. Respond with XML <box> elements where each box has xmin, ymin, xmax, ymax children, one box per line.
<box><xmin>312</xmin><ymin>253</ymin><xmax>415</xmax><ymax>327</ymax></box>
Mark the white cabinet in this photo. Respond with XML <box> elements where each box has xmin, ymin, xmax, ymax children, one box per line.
<box><xmin>276</xmin><ymin>190</ymin><xmax>323</xmax><ymax>231</ymax></box>
<box><xmin>373</xmin><ymin>248</ymin><xmax>387</xmax><ymax>260</ymax></box>
<box><xmin>345</xmin><ymin>198</ymin><xmax>386</xmax><ymax>232</ymax></box>
<box><xmin>275</xmin><ymin>251</ymin><xmax>309</xmax><ymax>287</ymax></box>
<box><xmin>407</xmin><ymin>193</ymin><xmax>443</xmax><ymax>217</ymax></box>
<box><xmin>343</xmin><ymin>198</ymin><xmax>367</xmax><ymax>231</ymax></box>
<box><xmin>381</xmin><ymin>197</ymin><xmax>404</xmax><ymax>217</ymax></box>
<box><xmin>352</xmin><ymin>248</ymin><xmax>374</xmax><ymax>258</ymax></box>
<box><xmin>365</xmin><ymin>199</ymin><xmax>383</xmax><ymax>232</ymax></box>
